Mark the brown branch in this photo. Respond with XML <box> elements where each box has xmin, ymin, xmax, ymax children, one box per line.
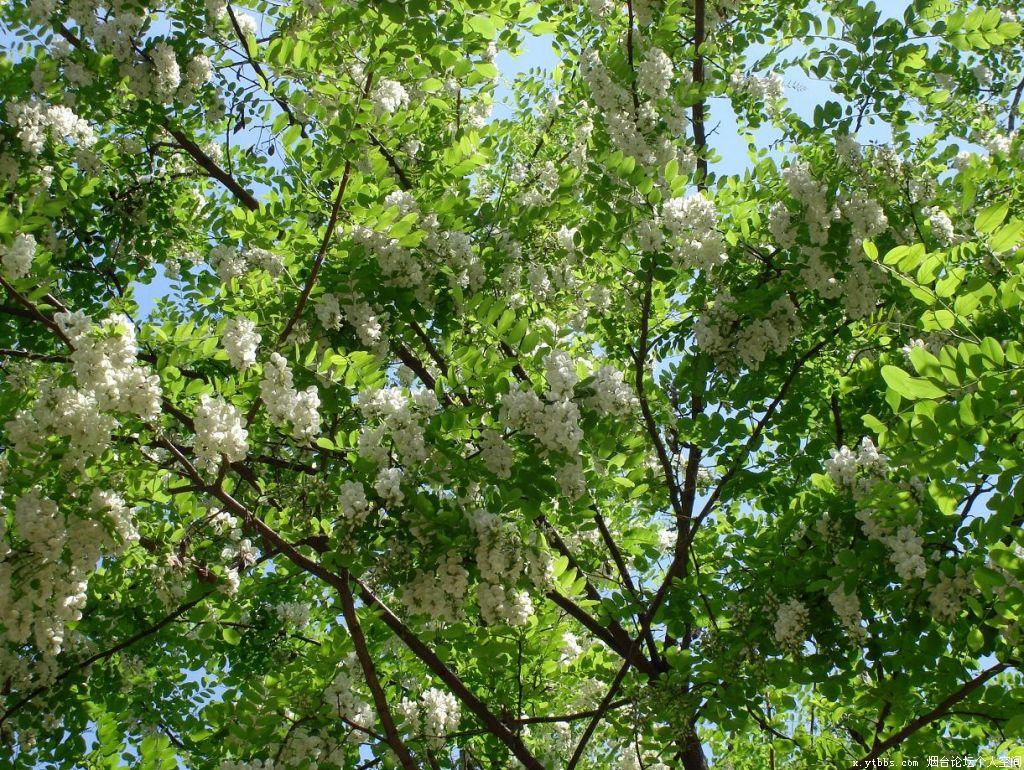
<box><xmin>227</xmin><ymin>5</ymin><xmax>309</xmax><ymax>139</ymax></box>
<box><xmin>370</xmin><ymin>133</ymin><xmax>413</xmax><ymax>190</ymax></box>
<box><xmin>166</xmin><ymin>127</ymin><xmax>260</xmax><ymax>212</ymax></box>
<box><xmin>641</xmin><ymin>330</ymin><xmax>841</xmax><ymax>670</ymax></box>
<box><xmin>592</xmin><ymin>509</ymin><xmax>662</xmax><ymax>667</ymax></box>
<box><xmin>1009</xmin><ymin>73</ymin><xmax>1024</xmax><ymax>133</ymax></box>
<box><xmin>830</xmin><ymin>391</ymin><xmax>844</xmax><ymax>449</ymax></box>
<box><xmin>625</xmin><ymin>0</ymin><xmax>640</xmax><ymax>114</ymax></box>
<box><xmin>633</xmin><ymin>270</ymin><xmax>685</xmax><ymax>522</ymax></box>
<box><xmin>849</xmin><ymin>662</ymin><xmax>1010</xmax><ymax>768</ymax></box>
<box><xmin>276</xmin><ymin>159</ymin><xmax>354</xmax><ymax>345</ymax></box>
<box><xmin>194</xmin><ymin>490</ymin><xmax>543</xmax><ymax>770</ymax></box>
<box><xmin>347</xmin><ymin>576</ymin><xmax>544</xmax><ymax>770</ymax></box>
<box><xmin>0</xmin><ymin>589</ymin><xmax>216</xmax><ymax>728</ymax></box>
<box><xmin>337</xmin><ymin>574</ymin><xmax>418</xmax><ymax>770</ymax></box>
<box><xmin>692</xmin><ymin>0</ymin><xmax>708</xmax><ymax>187</ymax></box>
<box><xmin>0</xmin><ymin>347</ymin><xmax>68</xmax><ymax>363</ymax></box>
<box><xmin>565</xmin><ymin>659</ymin><xmax>632</xmax><ymax>770</ymax></box>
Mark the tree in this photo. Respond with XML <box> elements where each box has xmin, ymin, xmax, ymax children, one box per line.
<box><xmin>1</xmin><ymin>0</ymin><xmax>1024</xmax><ymax>766</ymax></box>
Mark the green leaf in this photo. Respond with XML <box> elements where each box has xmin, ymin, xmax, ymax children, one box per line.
<box><xmin>967</xmin><ymin>627</ymin><xmax>984</xmax><ymax>652</ymax></box>
<box><xmin>881</xmin><ymin>365</ymin><xmax>947</xmax><ymax>400</ymax></box>
<box><xmin>974</xmin><ymin>201</ymin><xmax>1009</xmax><ymax>234</ymax></box>
<box><xmin>989</xmin><ymin>218</ymin><xmax>1024</xmax><ymax>252</ymax></box>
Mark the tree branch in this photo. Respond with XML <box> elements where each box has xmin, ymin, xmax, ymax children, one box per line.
<box><xmin>337</xmin><ymin>573</ymin><xmax>418</xmax><ymax>770</ymax></box>
<box><xmin>849</xmin><ymin>662</ymin><xmax>1010</xmax><ymax>768</ymax></box>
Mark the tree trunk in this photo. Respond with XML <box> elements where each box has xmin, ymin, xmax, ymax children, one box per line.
<box><xmin>679</xmin><ymin>733</ymin><xmax>709</xmax><ymax>770</ymax></box>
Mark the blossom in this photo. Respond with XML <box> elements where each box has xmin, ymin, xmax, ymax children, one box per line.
<box><xmin>372</xmin><ymin>79</ymin><xmax>409</xmax><ymax>115</ymax></box>
<box><xmin>773</xmin><ymin>598</ymin><xmax>809</xmax><ymax>651</ymax></box>
<box><xmin>194</xmin><ymin>394</ymin><xmax>248</xmax><ymax>467</ymax></box>
<box><xmin>2</xmin><ymin>233</ymin><xmax>37</xmax><ymax>280</ymax></box>
<box><xmin>636</xmin><ymin>48</ymin><xmax>673</xmax><ymax>99</ymax></box>
<box><xmin>259</xmin><ymin>353</ymin><xmax>321</xmax><ymax>441</ymax></box>
<box><xmin>221</xmin><ymin>317</ymin><xmax>261</xmax><ymax>371</ymax></box>
<box><xmin>150</xmin><ymin>42</ymin><xmax>181</xmax><ymax>103</ymax></box>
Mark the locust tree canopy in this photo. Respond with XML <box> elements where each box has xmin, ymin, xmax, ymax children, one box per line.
<box><xmin>1</xmin><ymin>0</ymin><xmax>1024</xmax><ymax>767</ymax></box>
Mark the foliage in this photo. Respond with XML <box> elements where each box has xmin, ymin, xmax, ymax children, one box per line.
<box><xmin>1</xmin><ymin>0</ymin><xmax>1023</xmax><ymax>768</ymax></box>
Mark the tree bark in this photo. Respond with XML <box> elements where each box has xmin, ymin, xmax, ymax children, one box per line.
<box><xmin>679</xmin><ymin>732</ymin><xmax>709</xmax><ymax>770</ymax></box>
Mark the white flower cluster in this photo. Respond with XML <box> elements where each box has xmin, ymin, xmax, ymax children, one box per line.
<box><xmin>222</xmin><ymin>316</ymin><xmax>261</xmax><ymax>371</ymax></box>
<box><xmin>580</xmin><ymin>49</ymin><xmax>685</xmax><ymax>169</ymax></box>
<box><xmin>90</xmin><ymin>488</ymin><xmax>139</xmax><ymax>547</ymax></box>
<box><xmin>397</xmin><ymin>687</ymin><xmax>460</xmax><ymax>748</ymax></box>
<box><xmin>193</xmin><ymin>393</ymin><xmax>248</xmax><ymax>468</ymax></box>
<box><xmin>6</xmin><ymin>312</ymin><xmax>160</xmax><ymax>469</ymax></box>
<box><xmin>324</xmin><ymin>654</ymin><xmax>375</xmax><ymax>731</ymax></box>
<box><xmin>2</xmin><ymin>233</ymin><xmax>36</xmax><ymax>280</ymax></box>
<box><xmin>402</xmin><ymin>551</ymin><xmax>470</xmax><ymax>623</ymax></box>
<box><xmin>984</xmin><ymin>133</ymin><xmax>1012</xmax><ymax>156</ymax></box>
<box><xmin>210</xmin><ymin>245</ymin><xmax>284</xmax><ymax>284</ymax></box>
<box><xmin>887</xmin><ymin>525</ymin><xmax>927</xmax><ymax>582</ymax></box>
<box><xmin>636</xmin><ymin>47</ymin><xmax>673</xmax><ymax>99</ymax></box>
<box><xmin>274</xmin><ymin>601</ymin><xmax>311</xmax><ymax>627</ymax></box>
<box><xmin>338</xmin><ymin>480</ymin><xmax>371</xmax><ymax>524</ymax></box>
<box><xmin>973</xmin><ymin>62</ymin><xmax>993</xmax><ymax>87</ymax></box>
<box><xmin>781</xmin><ymin>161</ymin><xmax>833</xmax><ymax>245</ymax></box>
<box><xmin>6</xmin><ymin>99</ymin><xmax>96</xmax><ymax>155</ymax></box>
<box><xmin>825</xmin><ymin>437</ymin><xmax>889</xmax><ymax>498</ymax></box>
<box><xmin>620</xmin><ymin>747</ymin><xmax>669</xmax><ymax>770</ymax></box>
<box><xmin>373</xmin><ymin>466</ymin><xmax>405</xmax><ymax>507</ymax></box>
<box><xmin>316</xmin><ymin>292</ymin><xmax>389</xmax><ymax>353</ymax></box>
<box><xmin>856</xmin><ymin>508</ymin><xmax>928</xmax><ymax>584</ymax></box>
<box><xmin>0</xmin><ymin>487</ymin><xmax>135</xmax><ymax>662</ymax></box>
<box><xmin>470</xmin><ymin>511</ymin><xmax>550</xmax><ymax>626</ymax></box>
<box><xmin>350</xmin><ymin>223</ymin><xmax>424</xmax><ymax>290</ymax></box>
<box><xmin>357</xmin><ymin>386</ymin><xmax>437</xmax><ymax>466</ymax></box>
<box><xmin>500</xmin><ymin>387</ymin><xmax>582</xmax><ymax>456</ymax></box>
<box><xmin>838</xmin><ymin>194</ymin><xmax>889</xmax><ymax>242</ymax></box>
<box><xmin>773</xmin><ymin>597</ymin><xmax>809</xmax><ymax>652</ymax></box>
<box><xmin>500</xmin><ymin>351</ymin><xmax>585</xmax><ymax>458</ymax></box>
<box><xmin>660</xmin><ymin>193</ymin><xmax>727</xmax><ymax>271</ymax></box>
<box><xmin>478</xmin><ymin>428</ymin><xmax>514</xmax><ymax>478</ymax></box>
<box><xmin>149</xmin><ymin>41</ymin><xmax>181</xmax><ymax>103</ymax></box>
<box><xmin>828</xmin><ymin>586</ymin><xmax>866</xmax><ymax>643</ymax></box>
<box><xmin>559</xmin><ymin>631</ymin><xmax>583</xmax><ymax>665</ymax></box>
<box><xmin>544</xmin><ymin>349</ymin><xmax>578</xmax><ymax>399</ymax></box>
<box><xmin>695</xmin><ymin>292</ymin><xmax>801</xmax><ymax>371</ymax></box>
<box><xmin>731</xmin><ymin>72</ymin><xmax>784</xmax><ymax>103</ymax></box>
<box><xmin>372</xmin><ymin>79</ymin><xmax>409</xmax><ymax>115</ymax></box>
<box><xmin>259</xmin><ymin>353</ymin><xmax>321</xmax><ymax>441</ymax></box>
<box><xmin>925</xmin><ymin>207</ymin><xmax>955</xmax><ymax>246</ymax></box>
<box><xmin>422</xmin><ymin>216</ymin><xmax>486</xmax><ymax>292</ymax></box>
<box><xmin>928</xmin><ymin>565</ymin><xmax>974</xmax><ymax>624</ymax></box>
<box><xmin>219</xmin><ymin>761</ymin><xmax>275</xmax><ymax>770</ymax></box>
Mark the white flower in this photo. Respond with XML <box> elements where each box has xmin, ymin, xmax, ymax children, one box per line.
<box><xmin>972</xmin><ymin>63</ymin><xmax>993</xmax><ymax>87</ymax></box>
<box><xmin>221</xmin><ymin>317</ymin><xmax>261</xmax><ymax>371</ymax></box>
<box><xmin>2</xmin><ymin>233</ymin><xmax>37</xmax><ymax>280</ymax></box>
<box><xmin>259</xmin><ymin>353</ymin><xmax>321</xmax><ymax>441</ymax></box>
<box><xmin>150</xmin><ymin>41</ymin><xmax>181</xmax><ymax>103</ymax></box>
<box><xmin>234</xmin><ymin>12</ymin><xmax>259</xmax><ymax>39</ymax></box>
<box><xmin>773</xmin><ymin>598</ymin><xmax>808</xmax><ymax>651</ymax></box>
<box><xmin>543</xmin><ymin>349</ymin><xmax>578</xmax><ymax>400</ymax></box>
<box><xmin>479</xmin><ymin>429</ymin><xmax>513</xmax><ymax>478</ymax></box>
<box><xmin>194</xmin><ymin>394</ymin><xmax>249</xmax><ymax>467</ymax></box>
<box><xmin>588</xmin><ymin>365</ymin><xmax>637</xmax><ymax>417</ymax></box>
<box><xmin>636</xmin><ymin>47</ymin><xmax>673</xmax><ymax>99</ymax></box>
<box><xmin>372</xmin><ymin>79</ymin><xmax>409</xmax><ymax>115</ymax></box>
<box><xmin>926</xmin><ymin>208</ymin><xmax>954</xmax><ymax>245</ymax></box>
<box><xmin>828</xmin><ymin>587</ymin><xmax>866</xmax><ymax>642</ymax></box>
<box><xmin>374</xmin><ymin>466</ymin><xmax>404</xmax><ymax>506</ymax></box>
<box><xmin>339</xmin><ymin>481</ymin><xmax>370</xmax><ymax>523</ymax></box>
